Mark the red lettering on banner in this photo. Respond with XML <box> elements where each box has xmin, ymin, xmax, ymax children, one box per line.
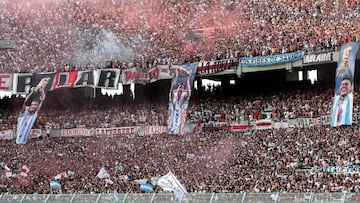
<box><xmin>61</xmin><ymin>128</ymin><xmax>92</xmax><ymax>137</ymax></box>
<box><xmin>232</xmin><ymin>125</ymin><xmax>252</xmax><ymax>130</ymax></box>
<box><xmin>0</xmin><ymin>74</ymin><xmax>11</xmax><ymax>90</ymax></box>
<box><xmin>312</xmin><ymin>117</ymin><xmax>322</xmax><ymax>127</ymax></box>
<box><xmin>197</xmin><ymin>59</ymin><xmax>239</xmax><ymax>74</ymax></box>
<box><xmin>145</xmin><ymin>126</ymin><xmax>167</xmax><ymax>135</ymax></box>
<box><xmin>124</xmin><ymin>68</ymin><xmax>160</xmax><ymax>83</ymax></box>
<box><xmin>96</xmin><ymin>127</ymin><xmax>136</xmax><ymax>137</ymax></box>
<box><xmin>148</xmin><ymin>126</ymin><xmax>154</xmax><ymax>135</ymax></box>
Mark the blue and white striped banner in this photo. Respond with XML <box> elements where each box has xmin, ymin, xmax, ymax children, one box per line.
<box><xmin>140</xmin><ymin>183</ymin><xmax>154</xmax><ymax>193</ymax></box>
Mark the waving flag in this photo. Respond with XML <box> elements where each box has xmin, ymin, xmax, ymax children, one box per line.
<box><xmin>105</xmin><ymin>178</ymin><xmax>114</xmax><ymax>187</ymax></box>
<box><xmin>20</xmin><ymin>165</ymin><xmax>30</xmax><ymax>177</ymax></box>
<box><xmin>134</xmin><ymin>179</ymin><xmax>148</xmax><ymax>184</ymax></box>
<box><xmin>49</xmin><ymin>180</ymin><xmax>62</xmax><ymax>189</ymax></box>
<box><xmin>4</xmin><ymin>165</ymin><xmax>12</xmax><ymax>178</ymax></box>
<box><xmin>140</xmin><ymin>183</ymin><xmax>154</xmax><ymax>193</ymax></box>
<box><xmin>97</xmin><ymin>167</ymin><xmax>110</xmax><ymax>179</ymax></box>
<box><xmin>54</xmin><ymin>171</ymin><xmax>68</xmax><ymax>180</ymax></box>
<box><xmin>157</xmin><ymin>171</ymin><xmax>189</xmax><ymax>200</ymax></box>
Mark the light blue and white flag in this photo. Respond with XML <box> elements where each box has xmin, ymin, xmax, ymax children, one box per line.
<box><xmin>49</xmin><ymin>180</ymin><xmax>62</xmax><ymax>189</ymax></box>
<box><xmin>134</xmin><ymin>178</ymin><xmax>148</xmax><ymax>184</ymax></box>
<box><xmin>140</xmin><ymin>183</ymin><xmax>154</xmax><ymax>193</ymax></box>
<box><xmin>114</xmin><ymin>188</ymin><xmax>120</xmax><ymax>202</ymax></box>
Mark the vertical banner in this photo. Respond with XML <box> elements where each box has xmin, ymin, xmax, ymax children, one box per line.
<box><xmin>331</xmin><ymin>42</ymin><xmax>360</xmax><ymax>127</ymax></box>
<box><xmin>16</xmin><ymin>73</ymin><xmax>55</xmax><ymax>144</ymax></box>
<box><xmin>168</xmin><ymin>63</ymin><xmax>198</xmax><ymax>135</ymax></box>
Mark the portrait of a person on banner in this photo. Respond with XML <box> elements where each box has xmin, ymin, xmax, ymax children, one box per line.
<box><xmin>331</xmin><ymin>75</ymin><xmax>353</xmax><ymax>127</ymax></box>
<box><xmin>168</xmin><ymin>66</ymin><xmax>192</xmax><ymax>135</ymax></box>
<box><xmin>16</xmin><ymin>77</ymin><xmax>50</xmax><ymax>144</ymax></box>
<box><xmin>335</xmin><ymin>46</ymin><xmax>353</xmax><ymax>94</ymax></box>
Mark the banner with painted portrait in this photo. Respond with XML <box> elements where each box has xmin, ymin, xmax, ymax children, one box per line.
<box><xmin>16</xmin><ymin>73</ymin><xmax>55</xmax><ymax>144</ymax></box>
<box><xmin>167</xmin><ymin>63</ymin><xmax>198</xmax><ymax>135</ymax></box>
<box><xmin>331</xmin><ymin>42</ymin><xmax>360</xmax><ymax>127</ymax></box>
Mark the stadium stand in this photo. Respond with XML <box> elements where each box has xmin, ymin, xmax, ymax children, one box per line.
<box><xmin>0</xmin><ymin>0</ymin><xmax>359</xmax><ymax>202</ymax></box>
<box><xmin>0</xmin><ymin>0</ymin><xmax>359</xmax><ymax>73</ymax></box>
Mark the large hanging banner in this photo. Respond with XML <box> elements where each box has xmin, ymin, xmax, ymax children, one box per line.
<box><xmin>167</xmin><ymin>63</ymin><xmax>198</xmax><ymax>135</ymax></box>
<box><xmin>16</xmin><ymin>73</ymin><xmax>55</xmax><ymax>144</ymax></box>
<box><xmin>331</xmin><ymin>42</ymin><xmax>360</xmax><ymax>127</ymax></box>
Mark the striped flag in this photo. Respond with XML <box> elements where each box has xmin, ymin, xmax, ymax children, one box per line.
<box><xmin>20</xmin><ymin>165</ymin><xmax>30</xmax><ymax>177</ymax></box>
<box><xmin>255</xmin><ymin>119</ymin><xmax>272</xmax><ymax>130</ymax></box>
<box><xmin>49</xmin><ymin>180</ymin><xmax>62</xmax><ymax>189</ymax></box>
<box><xmin>4</xmin><ymin>165</ymin><xmax>12</xmax><ymax>178</ymax></box>
<box><xmin>134</xmin><ymin>179</ymin><xmax>148</xmax><ymax>184</ymax></box>
<box><xmin>140</xmin><ymin>183</ymin><xmax>153</xmax><ymax>193</ymax></box>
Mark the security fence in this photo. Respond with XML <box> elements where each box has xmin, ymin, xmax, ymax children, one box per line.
<box><xmin>0</xmin><ymin>192</ymin><xmax>359</xmax><ymax>203</ymax></box>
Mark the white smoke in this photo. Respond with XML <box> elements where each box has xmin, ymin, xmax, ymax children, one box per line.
<box><xmin>69</xmin><ymin>28</ymin><xmax>135</xmax><ymax>68</ymax></box>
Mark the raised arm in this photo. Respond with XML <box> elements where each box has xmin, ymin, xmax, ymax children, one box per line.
<box><xmin>186</xmin><ymin>70</ymin><xmax>192</xmax><ymax>97</ymax></box>
<box><xmin>37</xmin><ymin>86</ymin><xmax>46</xmax><ymax>111</ymax></box>
<box><xmin>22</xmin><ymin>87</ymin><xmax>35</xmax><ymax>110</ymax></box>
<box><xmin>169</xmin><ymin>67</ymin><xmax>179</xmax><ymax>99</ymax></box>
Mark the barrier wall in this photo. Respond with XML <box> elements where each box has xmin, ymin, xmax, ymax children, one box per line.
<box><xmin>0</xmin><ymin>192</ymin><xmax>358</xmax><ymax>203</ymax></box>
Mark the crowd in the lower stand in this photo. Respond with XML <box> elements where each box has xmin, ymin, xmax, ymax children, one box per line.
<box><xmin>0</xmin><ymin>86</ymin><xmax>359</xmax><ymax>195</ymax></box>
<box><xmin>0</xmin><ymin>127</ymin><xmax>359</xmax><ymax>194</ymax></box>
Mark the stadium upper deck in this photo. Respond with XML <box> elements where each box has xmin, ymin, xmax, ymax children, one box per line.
<box><xmin>0</xmin><ymin>0</ymin><xmax>359</xmax><ymax>73</ymax></box>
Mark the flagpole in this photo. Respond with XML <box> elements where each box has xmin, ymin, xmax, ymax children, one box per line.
<box><xmin>95</xmin><ymin>194</ymin><xmax>102</xmax><ymax>203</ymax></box>
<box><xmin>44</xmin><ymin>194</ymin><xmax>51</xmax><ymax>202</ymax></box>
<box><xmin>122</xmin><ymin>193</ymin><xmax>129</xmax><ymax>203</ymax></box>
<box><xmin>150</xmin><ymin>193</ymin><xmax>156</xmax><ymax>202</ymax></box>
<box><xmin>94</xmin><ymin>86</ymin><xmax>96</xmax><ymax>99</ymax></box>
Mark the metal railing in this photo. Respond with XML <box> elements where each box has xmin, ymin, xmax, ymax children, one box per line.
<box><xmin>0</xmin><ymin>192</ymin><xmax>359</xmax><ymax>203</ymax></box>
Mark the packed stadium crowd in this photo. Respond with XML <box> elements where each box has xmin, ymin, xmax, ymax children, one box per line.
<box><xmin>1</xmin><ymin>0</ymin><xmax>360</xmax><ymax>198</ymax></box>
<box><xmin>0</xmin><ymin>125</ymin><xmax>359</xmax><ymax>194</ymax></box>
<box><xmin>0</xmin><ymin>0</ymin><xmax>359</xmax><ymax>73</ymax></box>
<box><xmin>0</xmin><ymin>85</ymin><xmax>359</xmax><ymax>194</ymax></box>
